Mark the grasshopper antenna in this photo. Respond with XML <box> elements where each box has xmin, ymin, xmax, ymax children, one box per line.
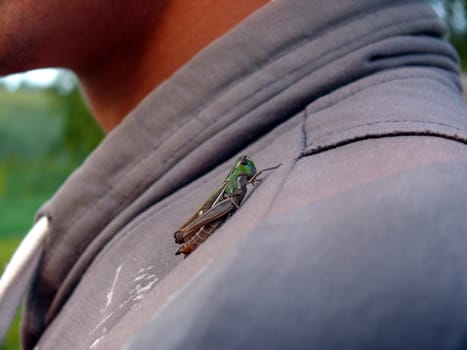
<box><xmin>249</xmin><ymin>163</ymin><xmax>281</xmax><ymax>184</ymax></box>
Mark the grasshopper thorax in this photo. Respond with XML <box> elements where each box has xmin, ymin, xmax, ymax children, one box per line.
<box><xmin>224</xmin><ymin>155</ymin><xmax>257</xmax><ymax>194</ymax></box>
<box><xmin>234</xmin><ymin>155</ymin><xmax>256</xmax><ymax>178</ymax></box>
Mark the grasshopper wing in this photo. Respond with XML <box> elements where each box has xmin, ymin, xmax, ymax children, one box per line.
<box><xmin>174</xmin><ymin>197</ymin><xmax>236</xmax><ymax>244</ymax></box>
<box><xmin>173</xmin><ymin>181</ymin><xmax>229</xmax><ymax>243</ymax></box>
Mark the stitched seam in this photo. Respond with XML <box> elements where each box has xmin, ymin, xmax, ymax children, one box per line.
<box><xmin>304</xmin><ymin>133</ymin><xmax>467</xmax><ymax>157</ymax></box>
<box><xmin>301</xmin><ymin>110</ymin><xmax>308</xmax><ymax>153</ymax></box>
<box><xmin>311</xmin><ymin>120</ymin><xmax>467</xmax><ymax>146</ymax></box>
<box><xmin>258</xmin><ymin>113</ymin><xmax>306</xmax><ymax>223</ymax></box>
<box><xmin>304</xmin><ymin>123</ymin><xmax>467</xmax><ymax>155</ymax></box>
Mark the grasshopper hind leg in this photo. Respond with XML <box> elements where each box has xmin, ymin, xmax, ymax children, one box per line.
<box><xmin>175</xmin><ymin>230</ymin><xmax>207</xmax><ymax>256</ymax></box>
<box><xmin>175</xmin><ymin>220</ymin><xmax>224</xmax><ymax>257</ymax></box>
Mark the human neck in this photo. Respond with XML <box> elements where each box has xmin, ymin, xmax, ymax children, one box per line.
<box><xmin>78</xmin><ymin>0</ymin><xmax>269</xmax><ymax>132</ymax></box>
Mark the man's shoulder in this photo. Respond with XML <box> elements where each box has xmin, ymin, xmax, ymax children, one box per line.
<box><xmin>127</xmin><ymin>157</ymin><xmax>467</xmax><ymax>349</ymax></box>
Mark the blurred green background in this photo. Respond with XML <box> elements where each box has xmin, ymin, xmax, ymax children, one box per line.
<box><xmin>0</xmin><ymin>1</ymin><xmax>466</xmax><ymax>349</ymax></box>
<box><xmin>0</xmin><ymin>71</ymin><xmax>104</xmax><ymax>350</ymax></box>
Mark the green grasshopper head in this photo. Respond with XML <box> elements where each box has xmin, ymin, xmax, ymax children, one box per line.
<box><xmin>231</xmin><ymin>155</ymin><xmax>257</xmax><ymax>180</ymax></box>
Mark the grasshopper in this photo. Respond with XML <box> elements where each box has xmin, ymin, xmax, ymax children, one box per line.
<box><xmin>174</xmin><ymin>155</ymin><xmax>281</xmax><ymax>256</ymax></box>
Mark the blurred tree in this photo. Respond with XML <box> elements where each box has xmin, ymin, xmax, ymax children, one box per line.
<box><xmin>0</xmin><ymin>71</ymin><xmax>104</xmax><ymax>238</ymax></box>
<box><xmin>0</xmin><ymin>73</ymin><xmax>104</xmax><ymax>349</ymax></box>
<box><xmin>432</xmin><ymin>0</ymin><xmax>467</xmax><ymax>69</ymax></box>
<box><xmin>49</xmin><ymin>84</ymin><xmax>104</xmax><ymax>161</ymax></box>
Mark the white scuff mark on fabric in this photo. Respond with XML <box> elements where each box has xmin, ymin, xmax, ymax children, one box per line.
<box><xmin>133</xmin><ymin>265</ymin><xmax>154</xmax><ymax>283</ymax></box>
<box><xmin>135</xmin><ymin>273</ymin><xmax>156</xmax><ymax>283</ymax></box>
<box><xmin>103</xmin><ymin>264</ymin><xmax>123</xmax><ymax>313</ymax></box>
<box><xmin>92</xmin><ymin>312</ymin><xmax>113</xmax><ymax>334</ymax></box>
<box><xmin>89</xmin><ymin>336</ymin><xmax>101</xmax><ymax>349</ymax></box>
<box><xmin>88</xmin><ymin>264</ymin><xmax>123</xmax><ymax>349</ymax></box>
<box><xmin>88</xmin><ymin>328</ymin><xmax>107</xmax><ymax>350</ymax></box>
<box><xmin>90</xmin><ymin>309</ymin><xmax>113</xmax><ymax>348</ymax></box>
<box><xmin>119</xmin><ymin>266</ymin><xmax>158</xmax><ymax>310</ymax></box>
<box><xmin>134</xmin><ymin>274</ymin><xmax>145</xmax><ymax>282</ymax></box>
<box><xmin>132</xmin><ymin>278</ymin><xmax>159</xmax><ymax>302</ymax></box>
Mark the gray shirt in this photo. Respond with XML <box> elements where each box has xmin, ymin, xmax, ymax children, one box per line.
<box><xmin>21</xmin><ymin>0</ymin><xmax>467</xmax><ymax>349</ymax></box>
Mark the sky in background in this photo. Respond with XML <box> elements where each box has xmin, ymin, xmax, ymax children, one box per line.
<box><xmin>0</xmin><ymin>68</ymin><xmax>76</xmax><ymax>94</ymax></box>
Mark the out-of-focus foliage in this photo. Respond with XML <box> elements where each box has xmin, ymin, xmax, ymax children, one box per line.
<box><xmin>0</xmin><ymin>236</ymin><xmax>22</xmax><ymax>350</ymax></box>
<box><xmin>0</xmin><ymin>70</ymin><xmax>104</xmax><ymax>349</ymax></box>
<box><xmin>0</xmin><ymin>72</ymin><xmax>103</xmax><ymax>238</ymax></box>
<box><xmin>432</xmin><ymin>0</ymin><xmax>467</xmax><ymax>69</ymax></box>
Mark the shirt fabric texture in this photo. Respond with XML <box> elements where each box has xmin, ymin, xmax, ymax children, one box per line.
<box><xmin>21</xmin><ymin>0</ymin><xmax>467</xmax><ymax>349</ymax></box>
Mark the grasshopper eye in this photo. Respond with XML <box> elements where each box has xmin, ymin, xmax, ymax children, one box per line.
<box><xmin>240</xmin><ymin>157</ymin><xmax>249</xmax><ymax>166</ymax></box>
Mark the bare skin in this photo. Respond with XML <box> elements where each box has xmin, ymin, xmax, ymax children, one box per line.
<box><xmin>0</xmin><ymin>0</ymin><xmax>268</xmax><ymax>131</ymax></box>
